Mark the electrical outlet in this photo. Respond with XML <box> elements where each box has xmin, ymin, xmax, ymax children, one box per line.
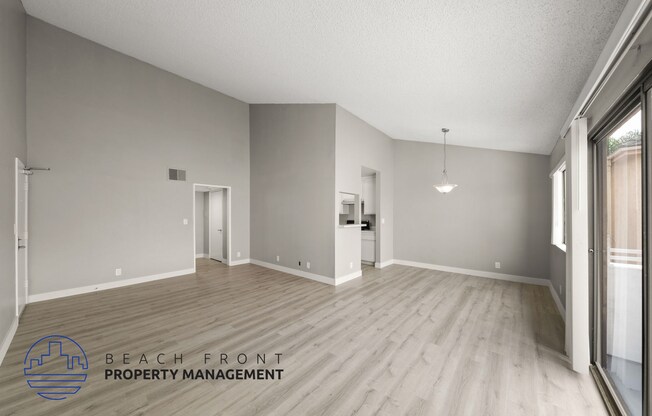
<box><xmin>381</xmin><ymin>218</ymin><xmax>385</xmax><ymax>225</ymax></box>
<box><xmin>183</xmin><ymin>218</ymin><xmax>188</xmax><ymax>225</ymax></box>
<box><xmin>276</xmin><ymin>255</ymin><xmax>280</xmax><ymax>262</ymax></box>
<box><xmin>237</xmin><ymin>251</ymin><xmax>241</xmax><ymax>258</ymax></box>
<box><xmin>349</xmin><ymin>262</ymin><xmax>353</xmax><ymax>269</ymax></box>
<box><xmin>115</xmin><ymin>268</ymin><xmax>122</xmax><ymax>277</ymax></box>
<box><xmin>494</xmin><ymin>262</ymin><xmax>501</xmax><ymax>269</ymax></box>
<box><xmin>307</xmin><ymin>262</ymin><xmax>311</xmax><ymax>269</ymax></box>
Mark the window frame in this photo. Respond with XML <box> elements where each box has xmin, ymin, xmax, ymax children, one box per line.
<box><xmin>588</xmin><ymin>69</ymin><xmax>649</xmax><ymax>415</ymax></box>
<box><xmin>551</xmin><ymin>159</ymin><xmax>567</xmax><ymax>252</ymax></box>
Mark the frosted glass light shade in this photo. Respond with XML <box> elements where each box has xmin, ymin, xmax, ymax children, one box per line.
<box><xmin>434</xmin><ymin>183</ymin><xmax>458</xmax><ymax>193</ymax></box>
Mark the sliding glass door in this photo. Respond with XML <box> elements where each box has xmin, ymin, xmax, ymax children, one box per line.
<box><xmin>595</xmin><ymin>105</ymin><xmax>644</xmax><ymax>415</ymax></box>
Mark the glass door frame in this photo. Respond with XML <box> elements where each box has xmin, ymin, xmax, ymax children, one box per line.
<box><xmin>589</xmin><ymin>67</ymin><xmax>650</xmax><ymax>416</ymax></box>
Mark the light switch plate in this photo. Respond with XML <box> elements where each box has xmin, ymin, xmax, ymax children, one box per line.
<box><xmin>183</xmin><ymin>218</ymin><xmax>188</xmax><ymax>225</ymax></box>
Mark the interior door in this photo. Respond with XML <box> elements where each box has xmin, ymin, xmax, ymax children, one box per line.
<box><xmin>209</xmin><ymin>190</ymin><xmax>224</xmax><ymax>262</ymax></box>
<box><xmin>15</xmin><ymin>158</ymin><xmax>28</xmax><ymax>318</ymax></box>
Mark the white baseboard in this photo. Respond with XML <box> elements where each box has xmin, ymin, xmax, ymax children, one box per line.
<box><xmin>0</xmin><ymin>316</ymin><xmax>18</xmax><ymax>368</ymax></box>
<box><xmin>250</xmin><ymin>259</ymin><xmax>335</xmax><ymax>285</ymax></box>
<box><xmin>229</xmin><ymin>258</ymin><xmax>251</xmax><ymax>266</ymax></box>
<box><xmin>547</xmin><ymin>281</ymin><xmax>566</xmax><ymax>322</ymax></box>
<box><xmin>374</xmin><ymin>259</ymin><xmax>394</xmax><ymax>269</ymax></box>
<box><xmin>335</xmin><ymin>270</ymin><xmax>362</xmax><ymax>285</ymax></box>
<box><xmin>393</xmin><ymin>259</ymin><xmax>549</xmax><ymax>286</ymax></box>
<box><xmin>27</xmin><ymin>268</ymin><xmax>196</xmax><ymax>303</ymax></box>
<box><xmin>390</xmin><ymin>259</ymin><xmax>564</xmax><ymax>320</ymax></box>
<box><xmin>195</xmin><ymin>253</ymin><xmax>208</xmax><ymax>259</ymax></box>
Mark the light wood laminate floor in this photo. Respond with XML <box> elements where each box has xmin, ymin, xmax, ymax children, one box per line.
<box><xmin>0</xmin><ymin>259</ymin><xmax>605</xmax><ymax>415</ymax></box>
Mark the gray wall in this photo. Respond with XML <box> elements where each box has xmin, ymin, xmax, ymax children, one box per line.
<box><xmin>194</xmin><ymin>192</ymin><xmax>205</xmax><ymax>255</ymax></box>
<box><xmin>335</xmin><ymin>106</ymin><xmax>394</xmax><ymax>277</ymax></box>
<box><xmin>394</xmin><ymin>140</ymin><xmax>551</xmax><ymax>279</ymax></box>
<box><xmin>0</xmin><ymin>0</ymin><xmax>26</xmax><ymax>342</ymax></box>
<box><xmin>250</xmin><ymin>104</ymin><xmax>336</xmax><ymax>278</ymax></box>
<box><xmin>549</xmin><ymin>138</ymin><xmax>566</xmax><ymax>306</ymax></box>
<box><xmin>26</xmin><ymin>18</ymin><xmax>250</xmax><ymax>295</ymax></box>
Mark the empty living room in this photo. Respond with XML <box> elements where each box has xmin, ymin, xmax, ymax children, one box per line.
<box><xmin>1</xmin><ymin>0</ymin><xmax>651</xmax><ymax>415</ymax></box>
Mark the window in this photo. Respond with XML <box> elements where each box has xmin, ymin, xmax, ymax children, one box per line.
<box><xmin>595</xmin><ymin>107</ymin><xmax>643</xmax><ymax>416</ymax></box>
<box><xmin>551</xmin><ymin>161</ymin><xmax>566</xmax><ymax>251</ymax></box>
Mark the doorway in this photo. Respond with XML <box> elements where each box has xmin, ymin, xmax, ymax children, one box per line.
<box><xmin>592</xmin><ymin>91</ymin><xmax>646</xmax><ymax>415</ymax></box>
<box><xmin>15</xmin><ymin>158</ymin><xmax>28</xmax><ymax>318</ymax></box>
<box><xmin>193</xmin><ymin>184</ymin><xmax>231</xmax><ymax>266</ymax></box>
<box><xmin>360</xmin><ymin>166</ymin><xmax>380</xmax><ymax>271</ymax></box>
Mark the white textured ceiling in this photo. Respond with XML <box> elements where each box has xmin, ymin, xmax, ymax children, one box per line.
<box><xmin>22</xmin><ymin>0</ymin><xmax>627</xmax><ymax>154</ymax></box>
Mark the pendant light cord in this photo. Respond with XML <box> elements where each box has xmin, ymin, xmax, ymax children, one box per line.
<box><xmin>443</xmin><ymin>130</ymin><xmax>447</xmax><ymax>174</ymax></box>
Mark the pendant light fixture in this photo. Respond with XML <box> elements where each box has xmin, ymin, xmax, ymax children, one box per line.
<box><xmin>434</xmin><ymin>128</ymin><xmax>458</xmax><ymax>193</ymax></box>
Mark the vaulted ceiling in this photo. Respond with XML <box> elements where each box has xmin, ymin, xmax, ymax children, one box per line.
<box><xmin>22</xmin><ymin>0</ymin><xmax>628</xmax><ymax>154</ymax></box>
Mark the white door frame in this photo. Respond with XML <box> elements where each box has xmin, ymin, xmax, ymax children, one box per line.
<box><xmin>208</xmin><ymin>190</ymin><xmax>225</xmax><ymax>262</ymax></box>
<box><xmin>15</xmin><ymin>158</ymin><xmax>28</xmax><ymax>318</ymax></box>
<box><xmin>374</xmin><ymin>171</ymin><xmax>381</xmax><ymax>265</ymax></box>
<box><xmin>192</xmin><ymin>183</ymin><xmax>231</xmax><ymax>267</ymax></box>
<box><xmin>361</xmin><ymin>166</ymin><xmax>382</xmax><ymax>268</ymax></box>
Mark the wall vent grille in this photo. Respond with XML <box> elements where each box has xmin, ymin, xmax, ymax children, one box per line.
<box><xmin>168</xmin><ymin>168</ymin><xmax>186</xmax><ymax>181</ymax></box>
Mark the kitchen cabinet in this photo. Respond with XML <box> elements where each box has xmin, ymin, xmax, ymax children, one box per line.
<box><xmin>337</xmin><ymin>192</ymin><xmax>360</xmax><ymax>216</ymax></box>
<box><xmin>339</xmin><ymin>192</ymin><xmax>352</xmax><ymax>215</ymax></box>
<box><xmin>361</xmin><ymin>176</ymin><xmax>376</xmax><ymax>215</ymax></box>
<box><xmin>361</xmin><ymin>231</ymin><xmax>375</xmax><ymax>263</ymax></box>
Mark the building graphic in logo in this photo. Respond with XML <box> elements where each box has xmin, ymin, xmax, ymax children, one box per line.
<box><xmin>23</xmin><ymin>335</ymin><xmax>88</xmax><ymax>400</ymax></box>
